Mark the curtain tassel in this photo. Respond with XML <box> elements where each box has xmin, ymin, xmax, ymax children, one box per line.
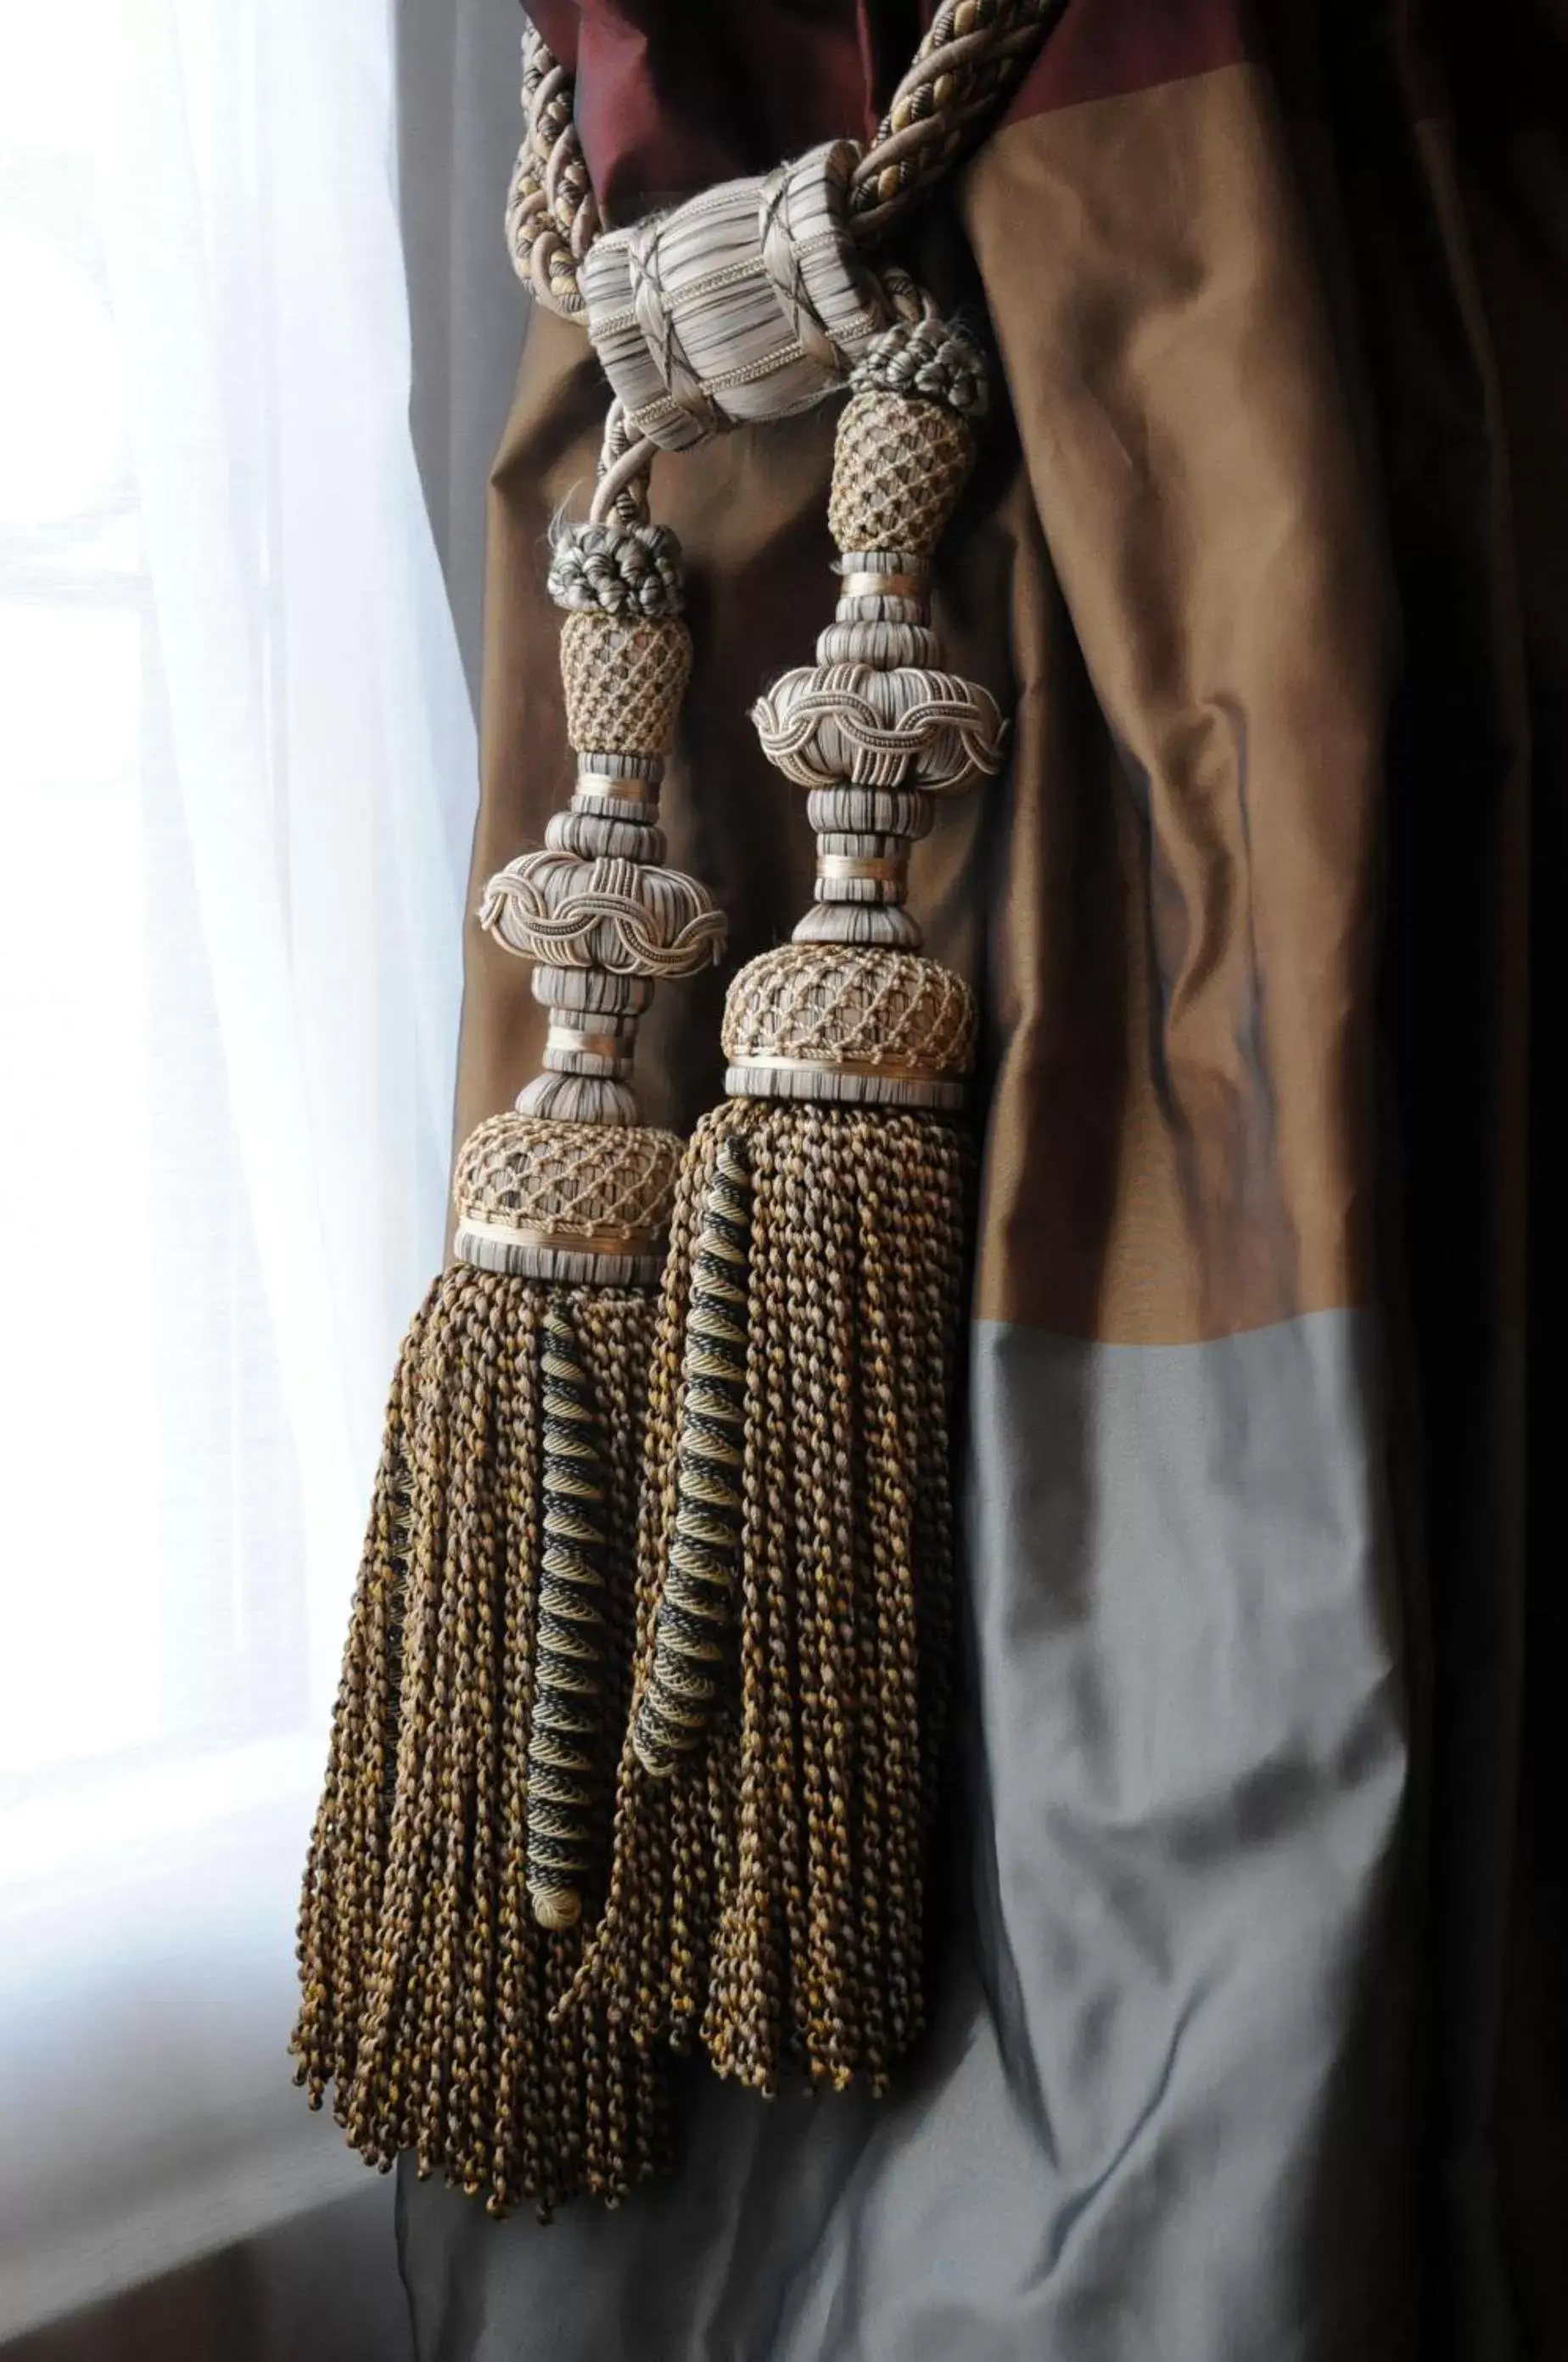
<box><xmin>291</xmin><ymin>434</ymin><xmax>721</xmax><ymax>2214</ymax></box>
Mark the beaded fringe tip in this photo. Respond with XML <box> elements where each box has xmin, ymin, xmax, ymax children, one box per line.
<box><xmin>290</xmin><ymin>1265</ymin><xmax>667</xmax><ymax>2216</ymax></box>
<box><xmin>568</xmin><ymin>1102</ymin><xmax>965</xmax><ymax>2098</ymax></box>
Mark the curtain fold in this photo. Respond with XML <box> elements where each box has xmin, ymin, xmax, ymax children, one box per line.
<box><xmin>395</xmin><ymin>2</ymin><xmax>1560</xmax><ymax>2354</ymax></box>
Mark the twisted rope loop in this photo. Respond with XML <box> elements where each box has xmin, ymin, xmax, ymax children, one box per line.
<box><xmin>850</xmin><ymin>0</ymin><xmax>1060</xmax><ymax>236</ymax></box>
<box><xmin>505</xmin><ymin>25</ymin><xmax>597</xmax><ymax>318</ymax></box>
<box><xmin>506</xmin><ymin>1</ymin><xmax>1061</xmax><ymax>317</ymax></box>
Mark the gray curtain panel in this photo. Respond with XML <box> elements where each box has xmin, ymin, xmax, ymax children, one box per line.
<box><xmin>2</xmin><ymin>2190</ymin><xmax>412</xmax><ymax>2362</ymax></box>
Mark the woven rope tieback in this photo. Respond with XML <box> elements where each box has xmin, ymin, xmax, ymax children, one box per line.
<box><xmin>631</xmin><ymin>1141</ymin><xmax>753</xmax><ymax>1778</ymax></box>
<box><xmin>506</xmin><ymin>1</ymin><xmax>1061</xmax><ymax>468</ymax></box>
<box><xmin>525</xmin><ymin>1308</ymin><xmax>614</xmax><ymax>1931</ymax></box>
<box><xmin>508</xmin><ymin>2</ymin><xmax>1062</xmax><ymax>320</ymax></box>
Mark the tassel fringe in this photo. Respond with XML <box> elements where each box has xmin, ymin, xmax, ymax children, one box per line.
<box><xmin>569</xmin><ymin>1102</ymin><xmax>965</xmax><ymax>2097</ymax></box>
<box><xmin>291</xmin><ymin>1266</ymin><xmax>666</xmax><ymax>2214</ymax></box>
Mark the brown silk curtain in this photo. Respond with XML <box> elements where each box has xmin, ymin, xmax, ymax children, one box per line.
<box><xmin>400</xmin><ymin>4</ymin><xmax>1564</xmax><ymax>2354</ymax></box>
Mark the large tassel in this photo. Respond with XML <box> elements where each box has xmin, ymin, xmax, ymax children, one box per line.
<box><xmin>574</xmin><ymin>311</ymin><xmax>1002</xmax><ymax>2096</ymax></box>
<box><xmin>291</xmin><ymin>425</ymin><xmax>725</xmax><ymax>2213</ymax></box>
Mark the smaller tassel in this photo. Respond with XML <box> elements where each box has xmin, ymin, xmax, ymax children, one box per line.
<box><xmin>291</xmin><ymin>412</ymin><xmax>724</xmax><ymax>2213</ymax></box>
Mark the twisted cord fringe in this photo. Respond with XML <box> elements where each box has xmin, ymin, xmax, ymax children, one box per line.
<box><xmin>632</xmin><ymin>1138</ymin><xmax>753</xmax><ymax>1777</ymax></box>
<box><xmin>563</xmin><ymin>1105</ymin><xmax>966</xmax><ymax>2100</ymax></box>
<box><xmin>525</xmin><ymin>1309</ymin><xmax>613</xmax><ymax>1930</ymax></box>
<box><xmin>291</xmin><ymin>1270</ymin><xmax>667</xmax><ymax>2216</ymax></box>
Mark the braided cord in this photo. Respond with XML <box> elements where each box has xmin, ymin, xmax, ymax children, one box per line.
<box><xmin>505</xmin><ymin>25</ymin><xmax>597</xmax><ymax>318</ymax></box>
<box><xmin>507</xmin><ymin>1</ymin><xmax>1062</xmax><ymax>317</ymax></box>
<box><xmin>526</xmin><ymin>1307</ymin><xmax>613</xmax><ymax>1932</ymax></box>
<box><xmin>850</xmin><ymin>0</ymin><xmax>1061</xmax><ymax>237</ymax></box>
<box><xmin>631</xmin><ymin>1139</ymin><xmax>753</xmax><ymax>1779</ymax></box>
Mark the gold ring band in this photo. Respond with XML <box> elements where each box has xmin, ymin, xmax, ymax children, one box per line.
<box><xmin>545</xmin><ymin>1025</ymin><xmax>630</xmax><ymax>1062</ymax></box>
<box><xmin>817</xmin><ymin>855</ymin><xmax>907</xmax><ymax>884</ymax></box>
<box><xmin>838</xmin><ymin>570</ymin><xmax>927</xmax><ymax>602</ymax></box>
<box><xmin>454</xmin><ymin>1214</ymin><xmax>665</xmax><ymax>1257</ymax></box>
<box><xmin>574</xmin><ymin>773</ymin><xmax>660</xmax><ymax>805</ymax></box>
<box><xmin>727</xmin><ymin>1051</ymin><xmax>966</xmax><ymax>1087</ymax></box>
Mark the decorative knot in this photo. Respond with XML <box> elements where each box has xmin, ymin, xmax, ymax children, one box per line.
<box><xmin>849</xmin><ymin>315</ymin><xmax>990</xmax><ymax>418</ymax></box>
<box><xmin>546</xmin><ymin>520</ymin><xmax>686</xmax><ymax>618</ymax></box>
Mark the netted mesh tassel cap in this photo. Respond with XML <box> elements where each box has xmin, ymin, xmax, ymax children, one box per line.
<box><xmin>560</xmin><ymin>611</ymin><xmax>692</xmax><ymax>759</ymax></box>
<box><xmin>721</xmin><ymin>942</ymin><xmax>976</xmax><ymax>1110</ymax></box>
<box><xmin>453</xmin><ymin>1114</ymin><xmax>684</xmax><ymax>1283</ymax></box>
<box><xmin>828</xmin><ymin>315</ymin><xmax>988</xmax><ymax>562</ymax></box>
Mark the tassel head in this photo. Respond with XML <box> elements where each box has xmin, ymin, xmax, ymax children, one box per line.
<box><xmin>452</xmin><ymin>1112</ymin><xmax>682</xmax><ymax>1284</ymax></box>
<box><xmin>721</xmin><ymin>941</ymin><xmax>975</xmax><ymax>1111</ymax></box>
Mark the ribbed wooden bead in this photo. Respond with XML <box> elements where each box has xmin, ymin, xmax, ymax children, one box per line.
<box><xmin>560</xmin><ymin>610</ymin><xmax>693</xmax><ymax>759</ymax></box>
<box><xmin>792</xmin><ymin>901</ymin><xmax>921</xmax><ymax>948</ymax></box>
<box><xmin>827</xmin><ymin>390</ymin><xmax>974</xmax><ymax>560</ymax></box>
<box><xmin>815</xmin><ymin>619</ymin><xmax>941</xmax><ymax>669</ymax></box>
<box><xmin>540</xmin><ymin>1015</ymin><xmax>638</xmax><ymax>1076</ymax></box>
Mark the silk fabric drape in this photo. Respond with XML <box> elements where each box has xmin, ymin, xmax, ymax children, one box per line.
<box><xmin>400</xmin><ymin>5</ymin><xmax>1561</xmax><ymax>2354</ymax></box>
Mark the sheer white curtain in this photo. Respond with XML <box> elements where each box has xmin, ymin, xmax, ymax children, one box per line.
<box><xmin>0</xmin><ymin>0</ymin><xmax>474</xmax><ymax>2334</ymax></box>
